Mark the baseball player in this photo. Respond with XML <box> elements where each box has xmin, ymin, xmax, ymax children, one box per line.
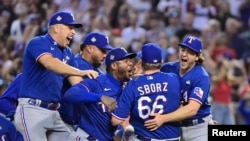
<box><xmin>14</xmin><ymin>11</ymin><xmax>116</xmax><ymax>141</ymax></box>
<box><xmin>0</xmin><ymin>73</ymin><xmax>22</xmax><ymax>120</ymax></box>
<box><xmin>0</xmin><ymin>115</ymin><xmax>24</xmax><ymax>141</ymax></box>
<box><xmin>64</xmin><ymin>47</ymin><xmax>136</xmax><ymax>141</ymax></box>
<box><xmin>144</xmin><ymin>35</ymin><xmax>212</xmax><ymax>141</ymax></box>
<box><xmin>75</xmin><ymin>31</ymin><xmax>113</xmax><ymax>73</ymax></box>
<box><xmin>114</xmin><ymin>52</ymin><xmax>144</xmax><ymax>141</ymax></box>
<box><xmin>0</xmin><ymin>73</ymin><xmax>24</xmax><ymax>141</ymax></box>
<box><xmin>112</xmin><ymin>43</ymin><xmax>181</xmax><ymax>141</ymax></box>
<box><xmin>58</xmin><ymin>31</ymin><xmax>113</xmax><ymax>138</ymax></box>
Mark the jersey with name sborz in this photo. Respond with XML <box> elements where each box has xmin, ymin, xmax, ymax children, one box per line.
<box><xmin>113</xmin><ymin>72</ymin><xmax>181</xmax><ymax>139</ymax></box>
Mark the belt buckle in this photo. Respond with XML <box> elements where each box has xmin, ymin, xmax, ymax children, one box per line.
<box><xmin>192</xmin><ymin>119</ymin><xmax>198</xmax><ymax>125</ymax></box>
<box><xmin>28</xmin><ymin>98</ymin><xmax>42</xmax><ymax>106</ymax></box>
<box><xmin>28</xmin><ymin>99</ymin><xmax>59</xmax><ymax>110</ymax></box>
<box><xmin>180</xmin><ymin>120</ymin><xmax>193</xmax><ymax>127</ymax></box>
<box><xmin>181</xmin><ymin>118</ymin><xmax>204</xmax><ymax>127</ymax></box>
<box><xmin>28</xmin><ymin>99</ymin><xmax>36</xmax><ymax>105</ymax></box>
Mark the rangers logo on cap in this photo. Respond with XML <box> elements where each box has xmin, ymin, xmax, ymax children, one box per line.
<box><xmin>178</xmin><ymin>35</ymin><xmax>203</xmax><ymax>54</ymax></box>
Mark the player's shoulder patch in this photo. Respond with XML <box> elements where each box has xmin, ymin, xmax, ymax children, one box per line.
<box><xmin>194</xmin><ymin>87</ymin><xmax>204</xmax><ymax>98</ymax></box>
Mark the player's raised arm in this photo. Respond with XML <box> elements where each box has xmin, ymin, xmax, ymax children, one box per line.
<box><xmin>14</xmin><ymin>11</ymin><xmax>94</xmax><ymax>141</ymax></box>
<box><xmin>64</xmin><ymin>82</ymin><xmax>117</xmax><ymax>111</ymax></box>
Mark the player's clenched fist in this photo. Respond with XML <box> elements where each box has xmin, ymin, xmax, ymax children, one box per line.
<box><xmin>80</xmin><ymin>70</ymin><xmax>99</xmax><ymax>79</ymax></box>
<box><xmin>101</xmin><ymin>95</ymin><xmax>117</xmax><ymax>112</ymax></box>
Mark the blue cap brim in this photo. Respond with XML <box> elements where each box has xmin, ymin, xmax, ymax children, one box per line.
<box><xmin>99</xmin><ymin>45</ymin><xmax>113</xmax><ymax>50</ymax></box>
<box><xmin>117</xmin><ymin>53</ymin><xmax>137</xmax><ymax>61</ymax></box>
<box><xmin>67</xmin><ymin>22</ymin><xmax>83</xmax><ymax>28</ymax></box>
<box><xmin>137</xmin><ymin>51</ymin><xmax>142</xmax><ymax>58</ymax></box>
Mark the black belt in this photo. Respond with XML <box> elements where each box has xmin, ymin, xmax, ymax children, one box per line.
<box><xmin>137</xmin><ymin>135</ymin><xmax>180</xmax><ymax>141</ymax></box>
<box><xmin>28</xmin><ymin>98</ymin><xmax>60</xmax><ymax>110</ymax></box>
<box><xmin>87</xmin><ymin>135</ymin><xmax>97</xmax><ymax>141</ymax></box>
<box><xmin>180</xmin><ymin>118</ymin><xmax>204</xmax><ymax>127</ymax></box>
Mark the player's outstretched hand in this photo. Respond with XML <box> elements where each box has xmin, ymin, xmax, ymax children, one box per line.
<box><xmin>80</xmin><ymin>70</ymin><xmax>99</xmax><ymax>79</ymax></box>
<box><xmin>144</xmin><ymin>113</ymin><xmax>164</xmax><ymax>131</ymax></box>
<box><xmin>101</xmin><ymin>95</ymin><xmax>117</xmax><ymax>112</ymax></box>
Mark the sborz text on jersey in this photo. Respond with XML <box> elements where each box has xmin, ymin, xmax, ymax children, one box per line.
<box><xmin>138</xmin><ymin>82</ymin><xmax>168</xmax><ymax>95</ymax></box>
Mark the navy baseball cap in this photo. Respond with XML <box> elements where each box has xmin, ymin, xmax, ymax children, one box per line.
<box><xmin>105</xmin><ymin>47</ymin><xmax>137</xmax><ymax>66</ymax></box>
<box><xmin>137</xmin><ymin>51</ymin><xmax>142</xmax><ymax>58</ymax></box>
<box><xmin>48</xmin><ymin>11</ymin><xmax>83</xmax><ymax>28</ymax></box>
<box><xmin>83</xmin><ymin>32</ymin><xmax>113</xmax><ymax>50</ymax></box>
<box><xmin>178</xmin><ymin>36</ymin><xmax>203</xmax><ymax>54</ymax></box>
<box><xmin>141</xmin><ymin>43</ymin><xmax>162</xmax><ymax>64</ymax></box>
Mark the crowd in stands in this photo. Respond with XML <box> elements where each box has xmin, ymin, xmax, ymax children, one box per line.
<box><xmin>0</xmin><ymin>0</ymin><xmax>250</xmax><ymax>125</ymax></box>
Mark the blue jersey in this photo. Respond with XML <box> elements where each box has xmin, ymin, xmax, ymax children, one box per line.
<box><xmin>65</xmin><ymin>74</ymin><xmax>122</xmax><ymax>141</ymax></box>
<box><xmin>20</xmin><ymin>34</ymin><xmax>77</xmax><ymax>102</ymax></box>
<box><xmin>0</xmin><ymin>72</ymin><xmax>80</xmax><ymax>125</ymax></box>
<box><xmin>161</xmin><ymin>61</ymin><xmax>211</xmax><ymax>120</ymax></box>
<box><xmin>58</xmin><ymin>53</ymin><xmax>104</xmax><ymax>125</ymax></box>
<box><xmin>0</xmin><ymin>74</ymin><xmax>22</xmax><ymax>116</ymax></box>
<box><xmin>112</xmin><ymin>72</ymin><xmax>181</xmax><ymax>139</ymax></box>
<box><xmin>0</xmin><ymin>115</ymin><xmax>24</xmax><ymax>141</ymax></box>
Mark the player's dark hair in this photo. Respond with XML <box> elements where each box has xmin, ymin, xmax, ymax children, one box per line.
<box><xmin>196</xmin><ymin>53</ymin><xmax>205</xmax><ymax>65</ymax></box>
<box><xmin>141</xmin><ymin>61</ymin><xmax>161</xmax><ymax>70</ymax></box>
<box><xmin>80</xmin><ymin>44</ymin><xmax>87</xmax><ymax>51</ymax></box>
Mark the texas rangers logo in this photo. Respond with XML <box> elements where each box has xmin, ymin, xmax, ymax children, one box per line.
<box><xmin>188</xmin><ymin>36</ymin><xmax>196</xmax><ymax>43</ymax></box>
<box><xmin>194</xmin><ymin>87</ymin><xmax>203</xmax><ymax>98</ymax></box>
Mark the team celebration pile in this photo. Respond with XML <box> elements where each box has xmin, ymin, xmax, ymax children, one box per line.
<box><xmin>0</xmin><ymin>0</ymin><xmax>250</xmax><ymax>141</ymax></box>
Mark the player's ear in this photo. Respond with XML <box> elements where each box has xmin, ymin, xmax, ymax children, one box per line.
<box><xmin>86</xmin><ymin>45</ymin><xmax>93</xmax><ymax>53</ymax></box>
<box><xmin>51</xmin><ymin>25</ymin><xmax>59</xmax><ymax>33</ymax></box>
<box><xmin>195</xmin><ymin>56</ymin><xmax>199</xmax><ymax>61</ymax></box>
<box><xmin>110</xmin><ymin>62</ymin><xmax>117</xmax><ymax>70</ymax></box>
